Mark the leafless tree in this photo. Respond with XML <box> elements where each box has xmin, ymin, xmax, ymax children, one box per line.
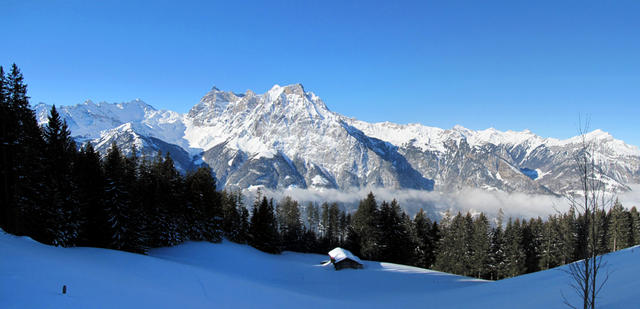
<box><xmin>563</xmin><ymin>120</ymin><xmax>610</xmax><ymax>309</ymax></box>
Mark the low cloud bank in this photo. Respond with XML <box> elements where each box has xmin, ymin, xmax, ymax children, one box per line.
<box><xmin>619</xmin><ymin>184</ymin><xmax>640</xmax><ymax>209</ymax></box>
<box><xmin>248</xmin><ymin>187</ymin><xmax>574</xmax><ymax>221</ymax></box>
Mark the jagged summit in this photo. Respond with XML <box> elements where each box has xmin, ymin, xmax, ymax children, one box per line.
<box><xmin>33</xmin><ymin>84</ymin><xmax>640</xmax><ymax>196</ymax></box>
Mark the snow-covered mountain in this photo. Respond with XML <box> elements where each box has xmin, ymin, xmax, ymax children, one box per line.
<box><xmin>34</xmin><ymin>84</ymin><xmax>640</xmax><ymax>196</ymax></box>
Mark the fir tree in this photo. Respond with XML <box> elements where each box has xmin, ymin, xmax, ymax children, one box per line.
<box><xmin>2</xmin><ymin>64</ymin><xmax>45</xmax><ymax>236</ymax></box>
<box><xmin>277</xmin><ymin>196</ymin><xmax>303</xmax><ymax>251</ymax></box>
<box><xmin>539</xmin><ymin>215</ymin><xmax>563</xmax><ymax>270</ymax></box>
<box><xmin>249</xmin><ymin>197</ymin><xmax>280</xmax><ymax>253</ymax></box>
<box><xmin>412</xmin><ymin>209</ymin><xmax>435</xmax><ymax>268</ymax></box>
<box><xmin>75</xmin><ymin>142</ymin><xmax>106</xmax><ymax>247</ymax></box>
<box><xmin>503</xmin><ymin>218</ymin><xmax>526</xmax><ymax>278</ymax></box>
<box><xmin>0</xmin><ymin>65</ymin><xmax>11</xmax><ymax>233</ymax></box>
<box><xmin>305</xmin><ymin>202</ymin><xmax>320</xmax><ymax>234</ymax></box>
<box><xmin>489</xmin><ymin>209</ymin><xmax>507</xmax><ymax>280</ymax></box>
<box><xmin>41</xmin><ymin>105</ymin><xmax>80</xmax><ymax>246</ymax></box>
<box><xmin>239</xmin><ymin>205</ymin><xmax>250</xmax><ymax>244</ymax></box>
<box><xmin>378</xmin><ymin>199</ymin><xmax>412</xmax><ymax>265</ymax></box>
<box><xmin>184</xmin><ymin>167</ymin><xmax>222</xmax><ymax>242</ymax></box>
<box><xmin>608</xmin><ymin>199</ymin><xmax>631</xmax><ymax>252</ymax></box>
<box><xmin>435</xmin><ymin>212</ymin><xmax>471</xmax><ymax>275</ymax></box>
<box><xmin>351</xmin><ymin>192</ymin><xmax>381</xmax><ymax>259</ymax></box>
<box><xmin>221</xmin><ymin>191</ymin><xmax>243</xmax><ymax>242</ymax></box>
<box><xmin>522</xmin><ymin>217</ymin><xmax>543</xmax><ymax>274</ymax></box>
<box><xmin>629</xmin><ymin>207</ymin><xmax>640</xmax><ymax>245</ymax></box>
<box><xmin>102</xmin><ymin>143</ymin><xmax>144</xmax><ymax>252</ymax></box>
<box><xmin>470</xmin><ymin>213</ymin><xmax>491</xmax><ymax>278</ymax></box>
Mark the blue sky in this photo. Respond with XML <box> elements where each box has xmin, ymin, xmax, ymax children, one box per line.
<box><xmin>2</xmin><ymin>0</ymin><xmax>639</xmax><ymax>145</ymax></box>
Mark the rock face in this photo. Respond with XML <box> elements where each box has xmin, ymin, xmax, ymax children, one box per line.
<box><xmin>35</xmin><ymin>84</ymin><xmax>640</xmax><ymax>196</ymax></box>
<box><xmin>184</xmin><ymin>84</ymin><xmax>433</xmax><ymax>191</ymax></box>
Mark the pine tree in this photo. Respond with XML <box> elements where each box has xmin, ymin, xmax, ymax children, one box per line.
<box><xmin>239</xmin><ymin>205</ymin><xmax>250</xmax><ymax>244</ymax></box>
<box><xmin>470</xmin><ymin>213</ymin><xmax>491</xmax><ymax>278</ymax></box>
<box><xmin>539</xmin><ymin>215</ymin><xmax>563</xmax><ymax>270</ymax></box>
<box><xmin>40</xmin><ymin>105</ymin><xmax>80</xmax><ymax>246</ymax></box>
<box><xmin>277</xmin><ymin>196</ymin><xmax>303</xmax><ymax>251</ymax></box>
<box><xmin>352</xmin><ymin>192</ymin><xmax>381</xmax><ymax>259</ymax></box>
<box><xmin>221</xmin><ymin>191</ymin><xmax>243</xmax><ymax>242</ymax></box>
<box><xmin>629</xmin><ymin>207</ymin><xmax>640</xmax><ymax>245</ymax></box>
<box><xmin>412</xmin><ymin>208</ymin><xmax>436</xmax><ymax>268</ymax></box>
<box><xmin>249</xmin><ymin>197</ymin><xmax>280</xmax><ymax>253</ymax></box>
<box><xmin>102</xmin><ymin>143</ymin><xmax>144</xmax><ymax>252</ymax></box>
<box><xmin>75</xmin><ymin>142</ymin><xmax>106</xmax><ymax>247</ymax></box>
<box><xmin>185</xmin><ymin>167</ymin><xmax>222</xmax><ymax>242</ymax></box>
<box><xmin>378</xmin><ymin>199</ymin><xmax>412</xmax><ymax>265</ymax></box>
<box><xmin>489</xmin><ymin>209</ymin><xmax>506</xmax><ymax>280</ymax></box>
<box><xmin>522</xmin><ymin>217</ymin><xmax>543</xmax><ymax>274</ymax></box>
<box><xmin>305</xmin><ymin>202</ymin><xmax>320</xmax><ymax>234</ymax></box>
<box><xmin>503</xmin><ymin>218</ymin><xmax>526</xmax><ymax>278</ymax></box>
<box><xmin>142</xmin><ymin>151</ymin><xmax>184</xmax><ymax>247</ymax></box>
<box><xmin>1</xmin><ymin>64</ymin><xmax>46</xmax><ymax>237</ymax></box>
<box><xmin>338</xmin><ymin>210</ymin><xmax>348</xmax><ymax>245</ymax></box>
<box><xmin>559</xmin><ymin>209</ymin><xmax>577</xmax><ymax>265</ymax></box>
<box><xmin>608</xmin><ymin>199</ymin><xmax>631</xmax><ymax>252</ymax></box>
<box><xmin>328</xmin><ymin>203</ymin><xmax>341</xmax><ymax>247</ymax></box>
<box><xmin>435</xmin><ymin>212</ymin><xmax>468</xmax><ymax>275</ymax></box>
<box><xmin>0</xmin><ymin>65</ymin><xmax>11</xmax><ymax>233</ymax></box>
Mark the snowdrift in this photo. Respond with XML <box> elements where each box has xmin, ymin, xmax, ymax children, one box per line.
<box><xmin>1</xmin><ymin>230</ymin><xmax>638</xmax><ymax>308</ymax></box>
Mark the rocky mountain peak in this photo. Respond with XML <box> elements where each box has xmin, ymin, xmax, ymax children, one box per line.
<box><xmin>35</xmin><ymin>84</ymin><xmax>640</xmax><ymax>198</ymax></box>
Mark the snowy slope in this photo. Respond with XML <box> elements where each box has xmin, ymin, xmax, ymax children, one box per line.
<box><xmin>1</xmin><ymin>230</ymin><xmax>638</xmax><ymax>308</ymax></box>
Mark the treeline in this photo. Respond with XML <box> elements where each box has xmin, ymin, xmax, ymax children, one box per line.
<box><xmin>0</xmin><ymin>64</ymin><xmax>223</xmax><ymax>252</ymax></box>
<box><xmin>227</xmin><ymin>191</ymin><xmax>640</xmax><ymax>280</ymax></box>
<box><xmin>2</xmin><ymin>64</ymin><xmax>640</xmax><ymax>281</ymax></box>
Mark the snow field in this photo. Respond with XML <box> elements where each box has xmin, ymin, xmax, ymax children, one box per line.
<box><xmin>2</xmin><ymin>229</ymin><xmax>639</xmax><ymax>308</ymax></box>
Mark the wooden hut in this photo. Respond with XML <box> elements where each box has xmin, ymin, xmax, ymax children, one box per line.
<box><xmin>328</xmin><ymin>247</ymin><xmax>363</xmax><ymax>270</ymax></box>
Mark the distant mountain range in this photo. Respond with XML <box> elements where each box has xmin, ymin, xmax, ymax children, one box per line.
<box><xmin>35</xmin><ymin>84</ymin><xmax>640</xmax><ymax>197</ymax></box>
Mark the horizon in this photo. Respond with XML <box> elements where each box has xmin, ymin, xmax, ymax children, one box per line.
<box><xmin>32</xmin><ymin>82</ymin><xmax>640</xmax><ymax>147</ymax></box>
<box><xmin>2</xmin><ymin>1</ymin><xmax>639</xmax><ymax>146</ymax></box>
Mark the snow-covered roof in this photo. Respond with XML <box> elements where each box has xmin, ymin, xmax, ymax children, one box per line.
<box><xmin>328</xmin><ymin>247</ymin><xmax>362</xmax><ymax>264</ymax></box>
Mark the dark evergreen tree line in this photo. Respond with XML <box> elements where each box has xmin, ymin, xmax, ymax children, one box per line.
<box><xmin>0</xmin><ymin>64</ymin><xmax>223</xmax><ymax>253</ymax></box>
<box><xmin>234</xmin><ymin>190</ymin><xmax>640</xmax><ymax>281</ymax></box>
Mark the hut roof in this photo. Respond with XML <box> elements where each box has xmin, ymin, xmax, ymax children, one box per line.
<box><xmin>328</xmin><ymin>247</ymin><xmax>362</xmax><ymax>264</ymax></box>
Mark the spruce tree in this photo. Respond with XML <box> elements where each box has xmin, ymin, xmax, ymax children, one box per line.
<box><xmin>249</xmin><ymin>197</ymin><xmax>280</xmax><ymax>253</ymax></box>
<box><xmin>185</xmin><ymin>167</ymin><xmax>222</xmax><ymax>242</ymax></box>
<box><xmin>305</xmin><ymin>202</ymin><xmax>320</xmax><ymax>234</ymax></box>
<box><xmin>75</xmin><ymin>142</ymin><xmax>106</xmax><ymax>247</ymax></box>
<box><xmin>102</xmin><ymin>143</ymin><xmax>144</xmax><ymax>252</ymax></box>
<box><xmin>629</xmin><ymin>207</ymin><xmax>640</xmax><ymax>245</ymax></box>
<box><xmin>470</xmin><ymin>213</ymin><xmax>491</xmax><ymax>278</ymax></box>
<box><xmin>0</xmin><ymin>65</ymin><xmax>11</xmax><ymax>232</ymax></box>
<box><xmin>221</xmin><ymin>191</ymin><xmax>243</xmax><ymax>242</ymax></box>
<box><xmin>539</xmin><ymin>215</ymin><xmax>563</xmax><ymax>270</ymax></box>
<box><xmin>41</xmin><ymin>105</ymin><xmax>80</xmax><ymax>246</ymax></box>
<box><xmin>277</xmin><ymin>196</ymin><xmax>303</xmax><ymax>251</ymax></box>
<box><xmin>503</xmin><ymin>218</ymin><xmax>526</xmax><ymax>278</ymax></box>
<box><xmin>378</xmin><ymin>199</ymin><xmax>412</xmax><ymax>265</ymax></box>
<box><xmin>5</xmin><ymin>64</ymin><xmax>46</xmax><ymax>237</ymax></box>
<box><xmin>489</xmin><ymin>209</ymin><xmax>507</xmax><ymax>280</ymax></box>
<box><xmin>608</xmin><ymin>199</ymin><xmax>631</xmax><ymax>252</ymax></box>
<box><xmin>522</xmin><ymin>217</ymin><xmax>543</xmax><ymax>274</ymax></box>
<box><xmin>239</xmin><ymin>205</ymin><xmax>250</xmax><ymax>244</ymax></box>
<box><xmin>328</xmin><ymin>203</ymin><xmax>341</xmax><ymax>248</ymax></box>
<box><xmin>352</xmin><ymin>192</ymin><xmax>381</xmax><ymax>259</ymax></box>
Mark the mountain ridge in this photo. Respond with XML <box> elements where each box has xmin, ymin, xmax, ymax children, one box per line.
<box><xmin>34</xmin><ymin>84</ymin><xmax>640</xmax><ymax>196</ymax></box>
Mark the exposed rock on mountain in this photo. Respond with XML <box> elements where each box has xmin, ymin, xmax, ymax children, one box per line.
<box><xmin>35</xmin><ymin>84</ymin><xmax>640</xmax><ymax>196</ymax></box>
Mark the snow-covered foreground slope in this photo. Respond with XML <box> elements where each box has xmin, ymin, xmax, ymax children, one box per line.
<box><xmin>1</xmin><ymin>230</ymin><xmax>638</xmax><ymax>308</ymax></box>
